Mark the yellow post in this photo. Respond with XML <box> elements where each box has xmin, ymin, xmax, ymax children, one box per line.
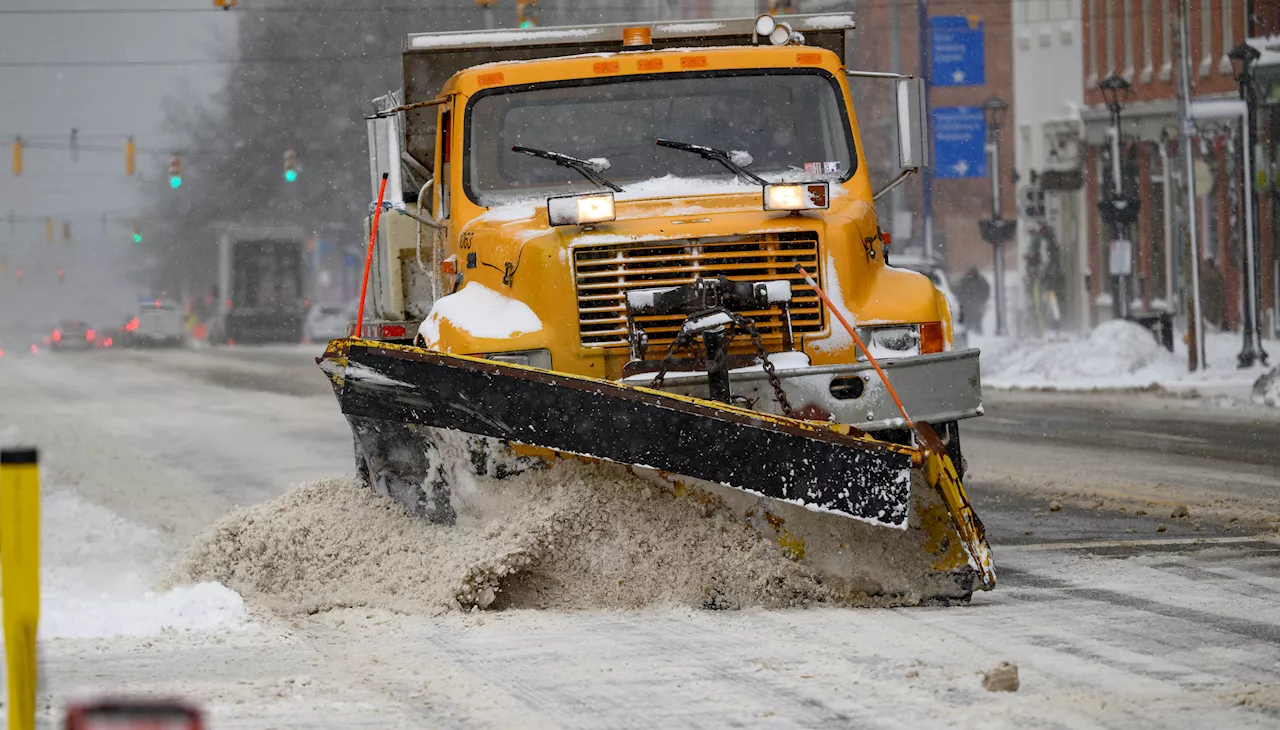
<box><xmin>1</xmin><ymin>448</ymin><xmax>39</xmax><ymax>730</ymax></box>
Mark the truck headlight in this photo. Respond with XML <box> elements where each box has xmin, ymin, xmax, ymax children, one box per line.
<box><xmin>547</xmin><ymin>192</ymin><xmax>615</xmax><ymax>226</ymax></box>
<box><xmin>764</xmin><ymin>182</ymin><xmax>829</xmax><ymax>211</ymax></box>
<box><xmin>856</xmin><ymin>325</ymin><xmax>919</xmax><ymax>360</ymax></box>
<box><xmin>483</xmin><ymin>348</ymin><xmax>553</xmax><ymax>370</ymax></box>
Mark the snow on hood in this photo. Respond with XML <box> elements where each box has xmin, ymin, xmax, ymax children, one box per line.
<box><xmin>418</xmin><ymin>282</ymin><xmax>543</xmax><ymax>348</ymax></box>
<box><xmin>810</xmin><ymin>252</ymin><xmax>858</xmax><ymax>354</ymax></box>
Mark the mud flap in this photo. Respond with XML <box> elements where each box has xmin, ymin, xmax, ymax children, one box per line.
<box><xmin>322</xmin><ymin>341</ymin><xmax>915</xmax><ymax>529</ymax></box>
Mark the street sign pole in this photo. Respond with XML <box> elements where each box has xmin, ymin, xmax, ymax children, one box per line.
<box><xmin>917</xmin><ymin>0</ymin><xmax>933</xmax><ymax>260</ymax></box>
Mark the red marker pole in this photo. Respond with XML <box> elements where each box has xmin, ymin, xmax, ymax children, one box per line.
<box><xmin>356</xmin><ymin>172</ymin><xmax>389</xmax><ymax>339</ymax></box>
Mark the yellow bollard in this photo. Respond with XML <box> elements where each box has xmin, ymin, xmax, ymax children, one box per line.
<box><xmin>1</xmin><ymin>448</ymin><xmax>39</xmax><ymax>730</ymax></box>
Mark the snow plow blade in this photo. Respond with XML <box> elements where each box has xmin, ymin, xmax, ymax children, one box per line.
<box><xmin>321</xmin><ymin>339</ymin><xmax>915</xmax><ymax>528</ymax></box>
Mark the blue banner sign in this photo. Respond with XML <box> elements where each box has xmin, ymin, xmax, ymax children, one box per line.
<box><xmin>932</xmin><ymin>106</ymin><xmax>987</xmax><ymax>179</ymax></box>
<box><xmin>931</xmin><ymin>16</ymin><xmax>985</xmax><ymax>87</ymax></box>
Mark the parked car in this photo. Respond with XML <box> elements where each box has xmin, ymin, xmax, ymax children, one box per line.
<box><xmin>121</xmin><ymin>300</ymin><xmax>186</xmax><ymax>348</ymax></box>
<box><xmin>304</xmin><ymin>303</ymin><xmax>353</xmax><ymax>343</ymax></box>
<box><xmin>890</xmin><ymin>256</ymin><xmax>970</xmax><ymax>350</ymax></box>
<box><xmin>49</xmin><ymin>319</ymin><xmax>96</xmax><ymax>351</ymax></box>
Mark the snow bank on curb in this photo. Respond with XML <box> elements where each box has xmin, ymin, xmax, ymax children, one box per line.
<box><xmin>1254</xmin><ymin>366</ymin><xmax>1280</xmax><ymax>407</ymax></box>
<box><xmin>176</xmin><ymin>461</ymin><xmax>912</xmax><ymax>615</ymax></box>
<box><xmin>978</xmin><ymin>321</ymin><xmax>1274</xmax><ymax>393</ymax></box>
<box><xmin>979</xmin><ymin>320</ymin><xmax>1182</xmax><ymax>389</ymax></box>
<box><xmin>26</xmin><ymin>491</ymin><xmax>251</xmax><ymax>640</ymax></box>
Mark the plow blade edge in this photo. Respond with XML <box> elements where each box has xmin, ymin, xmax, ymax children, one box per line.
<box><xmin>327</xmin><ymin>342</ymin><xmax>915</xmax><ymax>529</ymax></box>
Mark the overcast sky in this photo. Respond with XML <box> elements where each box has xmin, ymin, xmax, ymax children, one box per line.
<box><xmin>0</xmin><ymin>0</ymin><xmax>236</xmax><ymax>342</ymax></box>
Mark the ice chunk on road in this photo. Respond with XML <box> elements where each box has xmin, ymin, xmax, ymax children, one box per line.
<box><xmin>418</xmin><ymin>282</ymin><xmax>543</xmax><ymax>349</ymax></box>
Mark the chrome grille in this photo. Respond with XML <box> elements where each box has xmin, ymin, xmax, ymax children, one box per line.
<box><xmin>573</xmin><ymin>232</ymin><xmax>823</xmax><ymax>348</ymax></box>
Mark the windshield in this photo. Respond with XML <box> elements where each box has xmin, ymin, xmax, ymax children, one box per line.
<box><xmin>465</xmin><ymin>70</ymin><xmax>856</xmax><ymax>206</ymax></box>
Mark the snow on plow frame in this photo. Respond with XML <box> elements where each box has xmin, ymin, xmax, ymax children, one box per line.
<box><xmin>320</xmin><ymin>338</ymin><xmax>918</xmax><ymax>529</ymax></box>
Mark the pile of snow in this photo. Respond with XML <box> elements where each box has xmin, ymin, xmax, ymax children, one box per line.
<box><xmin>978</xmin><ymin>320</ymin><xmax>1182</xmax><ymax>389</ymax></box>
<box><xmin>978</xmin><ymin>321</ymin><xmax>1275</xmax><ymax>394</ymax></box>
<box><xmin>1254</xmin><ymin>366</ymin><xmax>1280</xmax><ymax>407</ymax></box>
<box><xmin>417</xmin><ymin>282</ymin><xmax>542</xmax><ymax>349</ymax></box>
<box><xmin>176</xmin><ymin>460</ymin><xmax>928</xmax><ymax>615</ymax></box>
<box><xmin>20</xmin><ymin>491</ymin><xmax>250</xmax><ymax>640</ymax></box>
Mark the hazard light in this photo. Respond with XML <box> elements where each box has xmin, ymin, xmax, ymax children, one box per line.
<box><xmin>65</xmin><ymin>698</ymin><xmax>202</xmax><ymax>730</ymax></box>
<box><xmin>548</xmin><ymin>192</ymin><xmax>615</xmax><ymax>226</ymax></box>
<box><xmin>764</xmin><ymin>183</ymin><xmax>829</xmax><ymax>211</ymax></box>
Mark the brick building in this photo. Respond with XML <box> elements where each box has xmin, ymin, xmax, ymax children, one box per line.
<box><xmin>1079</xmin><ymin>0</ymin><xmax>1280</xmax><ymax>339</ymax></box>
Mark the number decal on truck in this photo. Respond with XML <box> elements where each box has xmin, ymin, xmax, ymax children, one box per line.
<box><xmin>460</xmin><ymin>232</ymin><xmax>474</xmax><ymax>250</ymax></box>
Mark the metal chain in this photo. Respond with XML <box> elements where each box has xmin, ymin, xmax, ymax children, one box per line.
<box><xmin>647</xmin><ymin>311</ymin><xmax>795</xmax><ymax>419</ymax></box>
<box><xmin>649</xmin><ymin>327</ymin><xmax>695</xmax><ymax>391</ymax></box>
<box><xmin>729</xmin><ymin>313</ymin><xmax>795</xmax><ymax>418</ymax></box>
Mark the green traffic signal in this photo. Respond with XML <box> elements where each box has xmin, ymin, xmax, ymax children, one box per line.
<box><xmin>520</xmin><ymin>20</ymin><xmax>535</xmax><ymax>27</ymax></box>
<box><xmin>169</xmin><ymin>175</ymin><xmax>182</xmax><ymax>189</ymax></box>
<box><xmin>284</xmin><ymin>169</ymin><xmax>298</xmax><ymax>183</ymax></box>
<box><xmin>132</xmin><ymin>232</ymin><xmax>142</xmax><ymax>243</ymax></box>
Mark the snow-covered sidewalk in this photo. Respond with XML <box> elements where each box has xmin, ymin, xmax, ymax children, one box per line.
<box><xmin>974</xmin><ymin>321</ymin><xmax>1278</xmax><ymax>404</ymax></box>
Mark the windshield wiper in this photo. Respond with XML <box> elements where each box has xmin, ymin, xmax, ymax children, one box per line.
<box><xmin>655</xmin><ymin>138</ymin><xmax>766</xmax><ymax>185</ymax></box>
<box><xmin>511</xmin><ymin>145</ymin><xmax>623</xmax><ymax>193</ymax></box>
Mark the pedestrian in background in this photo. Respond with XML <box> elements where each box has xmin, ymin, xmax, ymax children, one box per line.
<box><xmin>956</xmin><ymin>267</ymin><xmax>990</xmax><ymax>335</ymax></box>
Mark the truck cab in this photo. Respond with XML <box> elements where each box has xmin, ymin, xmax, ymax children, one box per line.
<box><xmin>361</xmin><ymin>14</ymin><xmax>982</xmax><ymax>438</ymax></box>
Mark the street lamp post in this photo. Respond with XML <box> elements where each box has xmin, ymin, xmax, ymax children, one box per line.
<box><xmin>1098</xmin><ymin>73</ymin><xmax>1139</xmax><ymax>321</ymax></box>
<box><xmin>979</xmin><ymin>96</ymin><xmax>1016</xmax><ymax>336</ymax></box>
<box><xmin>1228</xmin><ymin>41</ymin><xmax>1270</xmax><ymax>368</ymax></box>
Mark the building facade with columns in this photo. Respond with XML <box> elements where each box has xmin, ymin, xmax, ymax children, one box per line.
<box><xmin>1079</xmin><ymin>0</ymin><xmax>1280</xmax><ymax>339</ymax></box>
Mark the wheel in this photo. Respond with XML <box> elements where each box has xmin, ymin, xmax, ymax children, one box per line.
<box><xmin>939</xmin><ymin>421</ymin><xmax>967</xmax><ymax>481</ymax></box>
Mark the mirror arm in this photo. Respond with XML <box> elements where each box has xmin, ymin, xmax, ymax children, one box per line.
<box><xmin>872</xmin><ymin>168</ymin><xmax>917</xmax><ymax>201</ymax></box>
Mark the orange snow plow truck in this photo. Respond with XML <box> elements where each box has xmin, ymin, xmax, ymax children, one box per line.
<box><xmin>319</xmin><ymin>13</ymin><xmax>994</xmax><ymax>602</ymax></box>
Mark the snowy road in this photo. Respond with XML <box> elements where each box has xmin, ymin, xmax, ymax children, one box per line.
<box><xmin>3</xmin><ymin>345</ymin><xmax>1280</xmax><ymax>728</ymax></box>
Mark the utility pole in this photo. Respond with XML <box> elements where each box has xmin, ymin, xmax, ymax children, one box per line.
<box><xmin>1177</xmin><ymin>0</ymin><xmax>1205</xmax><ymax>370</ymax></box>
<box><xmin>980</xmin><ymin>97</ymin><xmax>1016</xmax><ymax>336</ymax></box>
<box><xmin>916</xmin><ymin>0</ymin><xmax>934</xmax><ymax>260</ymax></box>
<box><xmin>1228</xmin><ymin>41</ymin><xmax>1270</xmax><ymax>368</ymax></box>
<box><xmin>890</xmin><ymin>0</ymin><xmax>906</xmax><ymax>251</ymax></box>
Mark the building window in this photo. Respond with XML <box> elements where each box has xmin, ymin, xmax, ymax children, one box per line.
<box><xmin>1159</xmin><ymin>0</ymin><xmax>1172</xmax><ymax>81</ymax></box>
<box><xmin>1106</xmin><ymin>0</ymin><xmax>1117</xmax><ymax>76</ymax></box>
<box><xmin>1123</xmin><ymin>0</ymin><xmax>1135</xmax><ymax>79</ymax></box>
<box><xmin>1140</xmin><ymin>0</ymin><xmax>1153</xmax><ymax>82</ymax></box>
<box><xmin>1087</xmin><ymin>0</ymin><xmax>1099</xmax><ymax>87</ymax></box>
<box><xmin>1220</xmin><ymin>0</ymin><xmax>1233</xmax><ymax>75</ymax></box>
<box><xmin>1200</xmin><ymin>0</ymin><xmax>1213</xmax><ymax>77</ymax></box>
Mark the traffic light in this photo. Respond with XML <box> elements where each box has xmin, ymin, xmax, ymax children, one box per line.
<box><xmin>169</xmin><ymin>155</ymin><xmax>182</xmax><ymax>189</ymax></box>
<box><xmin>57</xmin><ymin>268</ymin><xmax>65</xmax><ymax>284</ymax></box>
<box><xmin>132</xmin><ymin>220</ymin><xmax>142</xmax><ymax>243</ymax></box>
<box><xmin>517</xmin><ymin>0</ymin><xmax>539</xmax><ymax>27</ymax></box>
<box><xmin>62</xmin><ymin>221</ymin><xmax>71</xmax><ymax>243</ymax></box>
<box><xmin>11</xmin><ymin>136</ymin><xmax>21</xmax><ymax>176</ymax></box>
<box><xmin>45</xmin><ymin>218</ymin><xmax>53</xmax><ymax>243</ymax></box>
<box><xmin>283</xmin><ymin>148</ymin><xmax>298</xmax><ymax>183</ymax></box>
<box><xmin>125</xmin><ymin>137</ymin><xmax>136</xmax><ymax>176</ymax></box>
<box><xmin>1021</xmin><ymin>185</ymin><xmax>1046</xmax><ymax>219</ymax></box>
<box><xmin>213</xmin><ymin>0</ymin><xmax>237</xmax><ymax>8</ymax></box>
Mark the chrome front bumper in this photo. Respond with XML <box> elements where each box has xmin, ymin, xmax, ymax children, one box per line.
<box><xmin>623</xmin><ymin>348</ymin><xmax>984</xmax><ymax>432</ymax></box>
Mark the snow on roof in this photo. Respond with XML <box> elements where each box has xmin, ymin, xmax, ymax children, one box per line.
<box><xmin>410</xmin><ymin>27</ymin><xmax>600</xmax><ymax>51</ymax></box>
<box><xmin>798</xmin><ymin>14</ymin><xmax>855</xmax><ymax>30</ymax></box>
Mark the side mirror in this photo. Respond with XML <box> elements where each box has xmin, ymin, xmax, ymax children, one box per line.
<box><xmin>895</xmin><ymin>77</ymin><xmax>929</xmax><ymax>171</ymax></box>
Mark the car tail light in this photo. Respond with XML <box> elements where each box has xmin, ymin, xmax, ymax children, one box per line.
<box><xmin>52</xmin><ymin>329</ymin><xmax>62</xmax><ymax>342</ymax></box>
<box><xmin>85</xmin><ymin>329</ymin><xmax>95</xmax><ymax>341</ymax></box>
<box><xmin>103</xmin><ymin>337</ymin><xmax>113</xmax><ymax>348</ymax></box>
<box><xmin>0</xmin><ymin>347</ymin><xmax>4</xmax><ymax>358</ymax></box>
<box><xmin>920</xmin><ymin>322</ymin><xmax>945</xmax><ymax>354</ymax></box>
<box><xmin>65</xmin><ymin>698</ymin><xmax>203</xmax><ymax>730</ymax></box>
<box><xmin>30</xmin><ymin>344</ymin><xmax>38</xmax><ymax>354</ymax></box>
<box><xmin>125</xmin><ymin>317</ymin><xmax>139</xmax><ymax>332</ymax></box>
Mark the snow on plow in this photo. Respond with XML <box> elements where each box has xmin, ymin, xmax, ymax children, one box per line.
<box><xmin>317</xmin><ymin>338</ymin><xmax>995</xmax><ymax>601</ymax></box>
